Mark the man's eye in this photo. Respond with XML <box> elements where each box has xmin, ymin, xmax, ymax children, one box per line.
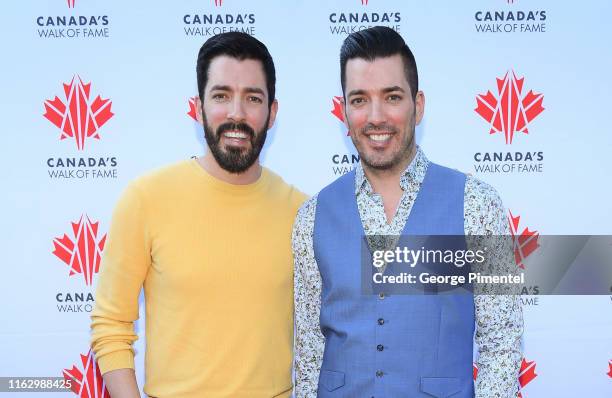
<box><xmin>248</xmin><ymin>96</ymin><xmax>263</xmax><ymax>103</ymax></box>
<box><xmin>350</xmin><ymin>97</ymin><xmax>365</xmax><ymax>105</ymax></box>
<box><xmin>387</xmin><ymin>94</ymin><xmax>402</xmax><ymax>102</ymax></box>
<box><xmin>212</xmin><ymin>93</ymin><xmax>228</xmax><ymax>101</ymax></box>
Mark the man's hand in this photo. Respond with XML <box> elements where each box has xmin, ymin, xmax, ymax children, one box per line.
<box><xmin>102</xmin><ymin>369</ymin><xmax>141</xmax><ymax>398</ymax></box>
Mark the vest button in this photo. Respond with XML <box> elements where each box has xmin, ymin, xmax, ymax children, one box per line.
<box><xmin>376</xmin><ymin>370</ymin><xmax>384</xmax><ymax>377</ymax></box>
<box><xmin>377</xmin><ymin>318</ymin><xmax>385</xmax><ymax>325</ymax></box>
<box><xmin>377</xmin><ymin>344</ymin><xmax>384</xmax><ymax>351</ymax></box>
<box><xmin>378</xmin><ymin>292</ymin><xmax>385</xmax><ymax>300</ymax></box>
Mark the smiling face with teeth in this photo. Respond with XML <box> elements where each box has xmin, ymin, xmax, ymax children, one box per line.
<box><xmin>197</xmin><ymin>55</ymin><xmax>278</xmax><ymax>174</ymax></box>
<box><xmin>342</xmin><ymin>54</ymin><xmax>424</xmax><ymax>174</ymax></box>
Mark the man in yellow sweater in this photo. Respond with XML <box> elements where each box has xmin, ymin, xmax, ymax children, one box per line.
<box><xmin>90</xmin><ymin>32</ymin><xmax>306</xmax><ymax>398</ymax></box>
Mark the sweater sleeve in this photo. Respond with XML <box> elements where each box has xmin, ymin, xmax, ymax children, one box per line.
<box><xmin>90</xmin><ymin>182</ymin><xmax>151</xmax><ymax>374</ymax></box>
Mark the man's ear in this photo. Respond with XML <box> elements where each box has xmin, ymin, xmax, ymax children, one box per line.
<box><xmin>414</xmin><ymin>90</ymin><xmax>425</xmax><ymax>126</ymax></box>
<box><xmin>196</xmin><ymin>96</ymin><xmax>204</xmax><ymax>124</ymax></box>
<box><xmin>267</xmin><ymin>99</ymin><xmax>279</xmax><ymax>129</ymax></box>
<box><xmin>341</xmin><ymin>96</ymin><xmax>351</xmax><ymax>133</ymax></box>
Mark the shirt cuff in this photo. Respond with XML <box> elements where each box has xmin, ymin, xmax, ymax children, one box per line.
<box><xmin>96</xmin><ymin>350</ymin><xmax>135</xmax><ymax>375</ymax></box>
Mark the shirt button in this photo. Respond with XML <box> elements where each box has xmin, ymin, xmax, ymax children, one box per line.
<box><xmin>377</xmin><ymin>344</ymin><xmax>384</xmax><ymax>351</ymax></box>
<box><xmin>376</xmin><ymin>370</ymin><xmax>384</xmax><ymax>377</ymax></box>
<box><xmin>378</xmin><ymin>292</ymin><xmax>385</xmax><ymax>300</ymax></box>
<box><xmin>377</xmin><ymin>318</ymin><xmax>385</xmax><ymax>325</ymax></box>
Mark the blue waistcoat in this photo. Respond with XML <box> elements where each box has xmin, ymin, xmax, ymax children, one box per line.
<box><xmin>313</xmin><ymin>163</ymin><xmax>475</xmax><ymax>398</ymax></box>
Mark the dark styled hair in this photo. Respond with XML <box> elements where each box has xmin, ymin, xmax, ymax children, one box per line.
<box><xmin>196</xmin><ymin>32</ymin><xmax>276</xmax><ymax>107</ymax></box>
<box><xmin>340</xmin><ymin>26</ymin><xmax>418</xmax><ymax>99</ymax></box>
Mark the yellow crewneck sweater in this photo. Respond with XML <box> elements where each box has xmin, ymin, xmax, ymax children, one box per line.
<box><xmin>91</xmin><ymin>160</ymin><xmax>306</xmax><ymax>398</ymax></box>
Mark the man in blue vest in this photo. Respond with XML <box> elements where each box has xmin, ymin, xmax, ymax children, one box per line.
<box><xmin>293</xmin><ymin>26</ymin><xmax>523</xmax><ymax>397</ymax></box>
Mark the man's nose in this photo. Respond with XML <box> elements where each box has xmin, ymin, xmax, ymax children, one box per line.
<box><xmin>367</xmin><ymin>99</ymin><xmax>385</xmax><ymax>126</ymax></box>
<box><xmin>227</xmin><ymin>97</ymin><xmax>246</xmax><ymax>122</ymax></box>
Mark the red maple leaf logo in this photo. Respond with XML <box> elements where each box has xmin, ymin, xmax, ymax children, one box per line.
<box><xmin>331</xmin><ymin>96</ymin><xmax>344</xmax><ymax>122</ymax></box>
<box><xmin>63</xmin><ymin>350</ymin><xmax>110</xmax><ymax>398</ymax></box>
<box><xmin>214</xmin><ymin>0</ymin><xmax>223</xmax><ymax>6</ymax></box>
<box><xmin>52</xmin><ymin>215</ymin><xmax>107</xmax><ymax>286</ymax></box>
<box><xmin>473</xmin><ymin>358</ymin><xmax>537</xmax><ymax>396</ymax></box>
<box><xmin>518</xmin><ymin>358</ymin><xmax>537</xmax><ymax>397</ymax></box>
<box><xmin>331</xmin><ymin>96</ymin><xmax>350</xmax><ymax>136</ymax></box>
<box><xmin>67</xmin><ymin>0</ymin><xmax>76</xmax><ymax>8</ymax></box>
<box><xmin>361</xmin><ymin>0</ymin><xmax>369</xmax><ymax>5</ymax></box>
<box><xmin>475</xmin><ymin>70</ymin><xmax>544</xmax><ymax>144</ymax></box>
<box><xmin>44</xmin><ymin>75</ymin><xmax>114</xmax><ymax>150</ymax></box>
<box><xmin>508</xmin><ymin>210</ymin><xmax>540</xmax><ymax>269</ymax></box>
<box><xmin>607</xmin><ymin>360</ymin><xmax>612</xmax><ymax>378</ymax></box>
<box><xmin>187</xmin><ymin>96</ymin><xmax>198</xmax><ymax>121</ymax></box>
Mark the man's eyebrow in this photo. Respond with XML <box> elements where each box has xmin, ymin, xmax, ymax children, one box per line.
<box><xmin>347</xmin><ymin>86</ymin><xmax>405</xmax><ymax>97</ymax></box>
<box><xmin>347</xmin><ymin>89</ymin><xmax>366</xmax><ymax>97</ymax></box>
<box><xmin>209</xmin><ymin>85</ymin><xmax>231</xmax><ymax>92</ymax></box>
<box><xmin>381</xmin><ymin>86</ymin><xmax>405</xmax><ymax>94</ymax></box>
<box><xmin>208</xmin><ymin>85</ymin><xmax>265</xmax><ymax>96</ymax></box>
<box><xmin>244</xmin><ymin>87</ymin><xmax>265</xmax><ymax>96</ymax></box>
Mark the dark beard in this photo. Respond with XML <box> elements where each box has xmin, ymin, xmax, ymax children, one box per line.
<box><xmin>351</xmin><ymin>122</ymin><xmax>414</xmax><ymax>171</ymax></box>
<box><xmin>203</xmin><ymin>116</ymin><xmax>269</xmax><ymax>174</ymax></box>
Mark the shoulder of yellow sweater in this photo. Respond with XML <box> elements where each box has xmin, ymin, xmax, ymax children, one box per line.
<box><xmin>264</xmin><ymin>167</ymin><xmax>309</xmax><ymax>209</ymax></box>
<box><xmin>128</xmin><ymin>159</ymin><xmax>194</xmax><ymax>196</ymax></box>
